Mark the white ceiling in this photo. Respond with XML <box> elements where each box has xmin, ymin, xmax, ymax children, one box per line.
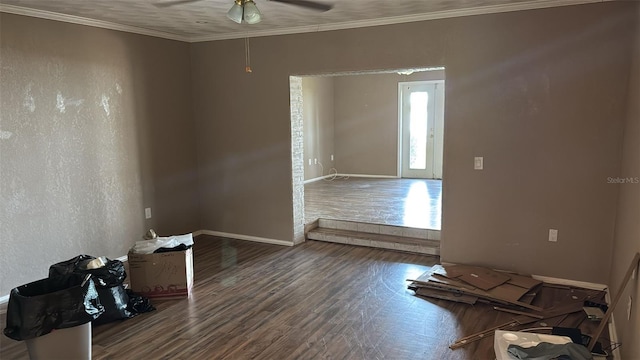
<box><xmin>0</xmin><ymin>0</ymin><xmax>606</xmax><ymax>42</ymax></box>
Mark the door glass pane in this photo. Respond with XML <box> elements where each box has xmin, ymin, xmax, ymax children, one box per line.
<box><xmin>409</xmin><ymin>92</ymin><xmax>428</xmax><ymax>170</ymax></box>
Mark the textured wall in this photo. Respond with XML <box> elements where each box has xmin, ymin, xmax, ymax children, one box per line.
<box><xmin>0</xmin><ymin>14</ymin><xmax>198</xmax><ymax>295</ymax></box>
<box><xmin>609</xmin><ymin>2</ymin><xmax>640</xmax><ymax>358</ymax></box>
<box><xmin>192</xmin><ymin>2</ymin><xmax>634</xmax><ymax>283</ymax></box>
<box><xmin>333</xmin><ymin>70</ymin><xmax>444</xmax><ymax>176</ymax></box>
<box><xmin>290</xmin><ymin>76</ymin><xmax>305</xmax><ymax>244</ymax></box>
<box><xmin>302</xmin><ymin>76</ymin><xmax>335</xmax><ymax>181</ymax></box>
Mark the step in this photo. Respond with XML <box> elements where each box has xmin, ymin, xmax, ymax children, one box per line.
<box><xmin>307</xmin><ymin>220</ymin><xmax>440</xmax><ymax>256</ymax></box>
<box><xmin>317</xmin><ymin>218</ymin><xmax>440</xmax><ymax>241</ymax></box>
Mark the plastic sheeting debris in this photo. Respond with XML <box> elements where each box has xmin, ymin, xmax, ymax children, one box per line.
<box><xmin>130</xmin><ymin>233</ymin><xmax>194</xmax><ymax>254</ymax></box>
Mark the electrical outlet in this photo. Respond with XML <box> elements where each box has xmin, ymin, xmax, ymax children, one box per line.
<box><xmin>314</xmin><ymin>158</ymin><xmax>317</xmax><ymax>164</ymax></box>
<box><xmin>145</xmin><ymin>207</ymin><xmax>152</xmax><ymax>219</ymax></box>
<box><xmin>331</xmin><ymin>154</ymin><xmax>334</xmax><ymax>161</ymax></box>
<box><xmin>474</xmin><ymin>157</ymin><xmax>484</xmax><ymax>170</ymax></box>
<box><xmin>548</xmin><ymin>229</ymin><xmax>558</xmax><ymax>242</ymax></box>
<box><xmin>628</xmin><ymin>296</ymin><xmax>633</xmax><ymax>321</ymax></box>
<box><xmin>308</xmin><ymin>159</ymin><xmax>312</xmax><ymax>166</ymax></box>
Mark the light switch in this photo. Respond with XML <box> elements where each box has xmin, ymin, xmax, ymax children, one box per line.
<box><xmin>548</xmin><ymin>229</ymin><xmax>558</xmax><ymax>242</ymax></box>
<box><xmin>474</xmin><ymin>157</ymin><xmax>484</xmax><ymax>170</ymax></box>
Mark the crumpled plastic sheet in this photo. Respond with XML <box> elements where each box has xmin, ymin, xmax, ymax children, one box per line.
<box><xmin>131</xmin><ymin>233</ymin><xmax>194</xmax><ymax>254</ymax></box>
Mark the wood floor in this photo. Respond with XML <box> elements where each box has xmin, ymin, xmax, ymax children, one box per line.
<box><xmin>304</xmin><ymin>178</ymin><xmax>442</xmax><ymax>230</ymax></box>
<box><xmin>1</xmin><ymin>237</ymin><xmax>607</xmax><ymax>360</ymax></box>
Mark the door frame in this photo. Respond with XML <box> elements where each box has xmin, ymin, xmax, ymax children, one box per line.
<box><xmin>397</xmin><ymin>80</ymin><xmax>445</xmax><ymax>178</ymax></box>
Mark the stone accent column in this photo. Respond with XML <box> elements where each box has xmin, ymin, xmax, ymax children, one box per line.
<box><xmin>289</xmin><ymin>76</ymin><xmax>305</xmax><ymax>245</ymax></box>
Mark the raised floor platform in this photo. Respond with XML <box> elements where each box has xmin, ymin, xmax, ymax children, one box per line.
<box><xmin>307</xmin><ymin>218</ymin><xmax>441</xmax><ymax>256</ymax></box>
<box><xmin>305</xmin><ymin>178</ymin><xmax>442</xmax><ymax>230</ymax></box>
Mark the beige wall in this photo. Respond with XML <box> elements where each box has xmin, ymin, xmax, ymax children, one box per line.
<box><xmin>302</xmin><ymin>76</ymin><xmax>335</xmax><ymax>180</ymax></box>
<box><xmin>302</xmin><ymin>70</ymin><xmax>444</xmax><ymax>179</ymax></box>
<box><xmin>609</xmin><ymin>2</ymin><xmax>640</xmax><ymax>358</ymax></box>
<box><xmin>192</xmin><ymin>2</ymin><xmax>635</xmax><ymax>283</ymax></box>
<box><xmin>0</xmin><ymin>14</ymin><xmax>198</xmax><ymax>295</ymax></box>
<box><xmin>333</xmin><ymin>70</ymin><xmax>444</xmax><ymax>176</ymax></box>
<box><xmin>439</xmin><ymin>4</ymin><xmax>633</xmax><ymax>284</ymax></box>
<box><xmin>0</xmin><ymin>1</ymin><xmax>637</xmax><ymax>307</ymax></box>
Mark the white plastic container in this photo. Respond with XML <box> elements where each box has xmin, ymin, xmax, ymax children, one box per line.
<box><xmin>494</xmin><ymin>330</ymin><xmax>572</xmax><ymax>360</ymax></box>
<box><xmin>25</xmin><ymin>322</ymin><xmax>91</xmax><ymax>360</ymax></box>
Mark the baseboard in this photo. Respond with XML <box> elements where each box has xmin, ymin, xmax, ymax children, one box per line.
<box><xmin>303</xmin><ymin>175</ymin><xmax>334</xmax><ymax>184</ymax></box>
<box><xmin>338</xmin><ymin>174</ymin><xmax>399</xmax><ymax>179</ymax></box>
<box><xmin>303</xmin><ymin>174</ymin><xmax>400</xmax><ymax>183</ymax></box>
<box><xmin>0</xmin><ymin>294</ymin><xmax>9</xmax><ymax>310</ymax></box>
<box><xmin>196</xmin><ymin>230</ymin><xmax>294</xmax><ymax>247</ymax></box>
<box><xmin>530</xmin><ymin>275</ymin><xmax>607</xmax><ymax>291</ymax></box>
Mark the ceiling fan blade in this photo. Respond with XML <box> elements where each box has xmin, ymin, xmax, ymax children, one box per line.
<box><xmin>269</xmin><ymin>0</ymin><xmax>333</xmax><ymax>12</ymax></box>
<box><xmin>153</xmin><ymin>0</ymin><xmax>205</xmax><ymax>8</ymax></box>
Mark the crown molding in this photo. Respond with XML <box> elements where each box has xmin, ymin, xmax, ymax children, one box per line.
<box><xmin>191</xmin><ymin>0</ymin><xmax>606</xmax><ymax>42</ymax></box>
<box><xmin>0</xmin><ymin>4</ymin><xmax>190</xmax><ymax>42</ymax></box>
<box><xmin>2</xmin><ymin>0</ymin><xmax>607</xmax><ymax>44</ymax></box>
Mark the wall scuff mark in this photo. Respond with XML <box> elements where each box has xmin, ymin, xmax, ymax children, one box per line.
<box><xmin>0</xmin><ymin>130</ymin><xmax>14</xmax><ymax>140</ymax></box>
<box><xmin>56</xmin><ymin>91</ymin><xmax>85</xmax><ymax>114</ymax></box>
<box><xmin>23</xmin><ymin>84</ymin><xmax>35</xmax><ymax>112</ymax></box>
<box><xmin>56</xmin><ymin>91</ymin><xmax>66</xmax><ymax>113</ymax></box>
<box><xmin>101</xmin><ymin>94</ymin><xmax>111</xmax><ymax>116</ymax></box>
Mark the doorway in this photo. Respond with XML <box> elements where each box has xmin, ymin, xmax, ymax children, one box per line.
<box><xmin>398</xmin><ymin>81</ymin><xmax>445</xmax><ymax>179</ymax></box>
<box><xmin>290</xmin><ymin>69</ymin><xmax>446</xmax><ymax>243</ymax></box>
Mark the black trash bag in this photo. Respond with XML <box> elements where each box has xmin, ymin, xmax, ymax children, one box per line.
<box><xmin>92</xmin><ymin>285</ymin><xmax>134</xmax><ymax>326</ymax></box>
<box><xmin>126</xmin><ymin>289</ymin><xmax>156</xmax><ymax>314</ymax></box>
<box><xmin>49</xmin><ymin>256</ymin><xmax>134</xmax><ymax>325</ymax></box>
<box><xmin>47</xmin><ymin>255</ymin><xmax>94</xmax><ymax>276</ymax></box>
<box><xmin>153</xmin><ymin>244</ymin><xmax>192</xmax><ymax>253</ymax></box>
<box><xmin>49</xmin><ymin>255</ymin><xmax>126</xmax><ymax>288</ymax></box>
<box><xmin>3</xmin><ymin>274</ymin><xmax>104</xmax><ymax>341</ymax></box>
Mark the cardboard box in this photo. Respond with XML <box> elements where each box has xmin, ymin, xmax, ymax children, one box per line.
<box><xmin>128</xmin><ymin>248</ymin><xmax>193</xmax><ymax>299</ymax></box>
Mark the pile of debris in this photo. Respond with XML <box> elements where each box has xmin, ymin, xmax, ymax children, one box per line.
<box><xmin>408</xmin><ymin>264</ymin><xmax>607</xmax><ymax>350</ymax></box>
<box><xmin>408</xmin><ymin>264</ymin><xmax>544</xmax><ymax>312</ymax></box>
<box><xmin>409</xmin><ymin>255</ymin><xmax>640</xmax><ymax>356</ymax></box>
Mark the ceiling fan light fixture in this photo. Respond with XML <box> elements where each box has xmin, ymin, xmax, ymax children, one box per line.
<box><xmin>227</xmin><ymin>0</ymin><xmax>244</xmax><ymax>24</ymax></box>
<box><xmin>243</xmin><ymin>0</ymin><xmax>262</xmax><ymax>24</ymax></box>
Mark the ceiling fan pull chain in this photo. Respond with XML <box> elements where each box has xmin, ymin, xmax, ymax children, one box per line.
<box><xmin>245</xmin><ymin>37</ymin><xmax>252</xmax><ymax>73</ymax></box>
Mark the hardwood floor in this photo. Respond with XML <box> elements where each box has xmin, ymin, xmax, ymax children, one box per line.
<box><xmin>1</xmin><ymin>237</ymin><xmax>607</xmax><ymax>359</ymax></box>
<box><xmin>304</xmin><ymin>178</ymin><xmax>442</xmax><ymax>230</ymax></box>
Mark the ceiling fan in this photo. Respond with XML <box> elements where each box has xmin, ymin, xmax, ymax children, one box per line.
<box><xmin>154</xmin><ymin>0</ymin><xmax>333</xmax><ymax>24</ymax></box>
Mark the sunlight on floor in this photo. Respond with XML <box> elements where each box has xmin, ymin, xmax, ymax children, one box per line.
<box><xmin>403</xmin><ymin>181</ymin><xmax>441</xmax><ymax>229</ymax></box>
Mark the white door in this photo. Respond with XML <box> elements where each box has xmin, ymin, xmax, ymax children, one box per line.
<box><xmin>399</xmin><ymin>81</ymin><xmax>444</xmax><ymax>179</ymax></box>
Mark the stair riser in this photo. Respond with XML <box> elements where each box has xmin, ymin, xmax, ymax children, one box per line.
<box><xmin>308</xmin><ymin>232</ymin><xmax>440</xmax><ymax>256</ymax></box>
<box><xmin>318</xmin><ymin>218</ymin><xmax>440</xmax><ymax>241</ymax></box>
